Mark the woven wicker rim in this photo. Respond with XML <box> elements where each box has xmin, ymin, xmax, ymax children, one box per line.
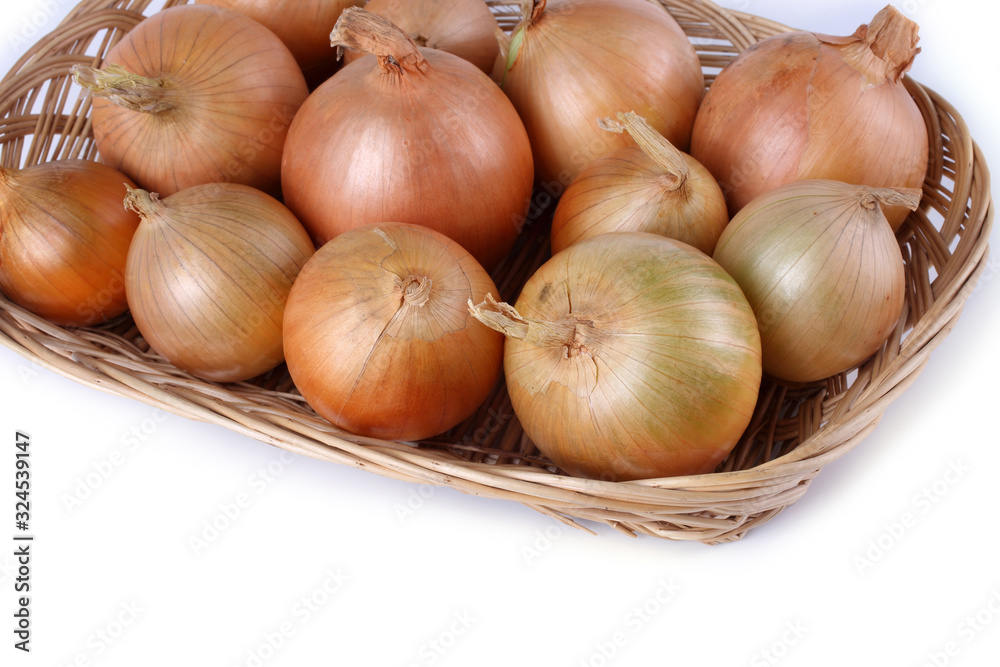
<box><xmin>0</xmin><ymin>0</ymin><xmax>992</xmax><ymax>543</ymax></box>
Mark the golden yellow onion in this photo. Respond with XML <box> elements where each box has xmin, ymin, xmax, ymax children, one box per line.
<box><xmin>196</xmin><ymin>0</ymin><xmax>364</xmax><ymax>85</ymax></box>
<box><xmin>691</xmin><ymin>5</ymin><xmax>928</xmax><ymax>230</ymax></box>
<box><xmin>713</xmin><ymin>180</ymin><xmax>922</xmax><ymax>384</ymax></box>
<box><xmin>283</xmin><ymin>222</ymin><xmax>504</xmax><ymax>442</ymax></box>
<box><xmin>500</xmin><ymin>0</ymin><xmax>704</xmax><ymax>186</ymax></box>
<box><xmin>72</xmin><ymin>5</ymin><xmax>309</xmax><ymax>198</ymax></box>
<box><xmin>341</xmin><ymin>0</ymin><xmax>500</xmax><ymax>75</ymax></box>
<box><xmin>281</xmin><ymin>8</ymin><xmax>533</xmax><ymax>271</ymax></box>
<box><xmin>470</xmin><ymin>232</ymin><xmax>762</xmax><ymax>482</ymax></box>
<box><xmin>0</xmin><ymin>160</ymin><xmax>139</xmax><ymax>326</ymax></box>
<box><xmin>551</xmin><ymin>111</ymin><xmax>729</xmax><ymax>256</ymax></box>
<box><xmin>124</xmin><ymin>183</ymin><xmax>315</xmax><ymax>383</ymax></box>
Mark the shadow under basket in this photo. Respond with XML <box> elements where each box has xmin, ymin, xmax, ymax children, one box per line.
<box><xmin>0</xmin><ymin>0</ymin><xmax>992</xmax><ymax>543</ymax></box>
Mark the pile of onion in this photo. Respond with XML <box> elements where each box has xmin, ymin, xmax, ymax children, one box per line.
<box><xmin>470</xmin><ymin>232</ymin><xmax>762</xmax><ymax>481</ymax></box>
<box><xmin>551</xmin><ymin>111</ymin><xmax>729</xmax><ymax>256</ymax></box>
<box><xmin>0</xmin><ymin>160</ymin><xmax>139</xmax><ymax>326</ymax></box>
<box><xmin>72</xmin><ymin>4</ymin><xmax>309</xmax><ymax>198</ymax></box>
<box><xmin>341</xmin><ymin>0</ymin><xmax>500</xmax><ymax>75</ymax></box>
<box><xmin>500</xmin><ymin>0</ymin><xmax>704</xmax><ymax>185</ymax></box>
<box><xmin>124</xmin><ymin>183</ymin><xmax>315</xmax><ymax>383</ymax></box>
<box><xmin>283</xmin><ymin>222</ymin><xmax>504</xmax><ymax>442</ymax></box>
<box><xmin>196</xmin><ymin>0</ymin><xmax>363</xmax><ymax>85</ymax></box>
<box><xmin>280</xmin><ymin>8</ymin><xmax>533</xmax><ymax>271</ymax></box>
<box><xmin>691</xmin><ymin>5</ymin><xmax>928</xmax><ymax>229</ymax></box>
<box><xmin>713</xmin><ymin>180</ymin><xmax>922</xmax><ymax>384</ymax></box>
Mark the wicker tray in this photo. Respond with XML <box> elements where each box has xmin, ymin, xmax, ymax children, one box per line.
<box><xmin>0</xmin><ymin>0</ymin><xmax>992</xmax><ymax>544</ymax></box>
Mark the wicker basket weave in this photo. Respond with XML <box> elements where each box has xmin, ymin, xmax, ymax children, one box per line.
<box><xmin>0</xmin><ymin>0</ymin><xmax>992</xmax><ymax>544</ymax></box>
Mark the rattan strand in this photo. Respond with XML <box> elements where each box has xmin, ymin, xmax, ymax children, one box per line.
<box><xmin>0</xmin><ymin>0</ymin><xmax>992</xmax><ymax>543</ymax></box>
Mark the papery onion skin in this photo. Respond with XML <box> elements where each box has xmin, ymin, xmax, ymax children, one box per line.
<box><xmin>501</xmin><ymin>0</ymin><xmax>704</xmax><ymax>186</ymax></box>
<box><xmin>283</xmin><ymin>222</ymin><xmax>504</xmax><ymax>442</ymax></box>
<box><xmin>76</xmin><ymin>5</ymin><xmax>309</xmax><ymax>198</ymax></box>
<box><xmin>0</xmin><ymin>160</ymin><xmax>139</xmax><ymax>326</ymax></box>
<box><xmin>124</xmin><ymin>183</ymin><xmax>315</xmax><ymax>383</ymax></box>
<box><xmin>342</xmin><ymin>0</ymin><xmax>500</xmax><ymax>75</ymax></box>
<box><xmin>551</xmin><ymin>111</ymin><xmax>729</xmax><ymax>255</ymax></box>
<box><xmin>281</xmin><ymin>9</ymin><xmax>533</xmax><ymax>271</ymax></box>
<box><xmin>470</xmin><ymin>232</ymin><xmax>762</xmax><ymax>482</ymax></box>
<box><xmin>712</xmin><ymin>180</ymin><xmax>917</xmax><ymax>384</ymax></box>
<box><xmin>196</xmin><ymin>0</ymin><xmax>363</xmax><ymax>83</ymax></box>
<box><xmin>690</xmin><ymin>7</ymin><xmax>928</xmax><ymax>230</ymax></box>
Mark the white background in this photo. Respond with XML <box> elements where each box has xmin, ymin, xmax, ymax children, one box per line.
<box><xmin>2</xmin><ymin>1</ymin><xmax>999</xmax><ymax>666</ymax></box>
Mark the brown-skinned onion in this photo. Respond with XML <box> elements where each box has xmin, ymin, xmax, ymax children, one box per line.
<box><xmin>341</xmin><ymin>0</ymin><xmax>500</xmax><ymax>75</ymax></box>
<box><xmin>551</xmin><ymin>111</ymin><xmax>729</xmax><ymax>256</ymax></box>
<box><xmin>124</xmin><ymin>183</ymin><xmax>315</xmax><ymax>383</ymax></box>
<box><xmin>280</xmin><ymin>8</ymin><xmax>533</xmax><ymax>271</ymax></box>
<box><xmin>0</xmin><ymin>159</ymin><xmax>140</xmax><ymax>326</ymax></box>
<box><xmin>499</xmin><ymin>0</ymin><xmax>704</xmax><ymax>186</ymax></box>
<box><xmin>283</xmin><ymin>222</ymin><xmax>504</xmax><ymax>442</ymax></box>
<box><xmin>72</xmin><ymin>4</ymin><xmax>309</xmax><ymax>198</ymax></box>
<box><xmin>691</xmin><ymin>5</ymin><xmax>928</xmax><ymax>230</ymax></box>
<box><xmin>196</xmin><ymin>0</ymin><xmax>364</xmax><ymax>85</ymax></box>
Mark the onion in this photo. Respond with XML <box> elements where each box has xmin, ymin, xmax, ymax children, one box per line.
<box><xmin>0</xmin><ymin>160</ymin><xmax>139</xmax><ymax>326</ymax></box>
<box><xmin>283</xmin><ymin>222</ymin><xmax>504</xmax><ymax>442</ymax></box>
<box><xmin>71</xmin><ymin>5</ymin><xmax>309</xmax><ymax>198</ymax></box>
<box><xmin>196</xmin><ymin>0</ymin><xmax>363</xmax><ymax>84</ymax></box>
<box><xmin>123</xmin><ymin>183</ymin><xmax>315</xmax><ymax>383</ymax></box>
<box><xmin>712</xmin><ymin>180</ymin><xmax>922</xmax><ymax>384</ymax></box>
<box><xmin>690</xmin><ymin>5</ymin><xmax>928</xmax><ymax>230</ymax></box>
<box><xmin>551</xmin><ymin>111</ymin><xmax>729</xmax><ymax>256</ymax></box>
<box><xmin>341</xmin><ymin>0</ymin><xmax>500</xmax><ymax>75</ymax></box>
<box><xmin>469</xmin><ymin>232</ymin><xmax>762</xmax><ymax>481</ymax></box>
<box><xmin>500</xmin><ymin>0</ymin><xmax>704</xmax><ymax>186</ymax></box>
<box><xmin>281</xmin><ymin>8</ymin><xmax>533</xmax><ymax>271</ymax></box>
